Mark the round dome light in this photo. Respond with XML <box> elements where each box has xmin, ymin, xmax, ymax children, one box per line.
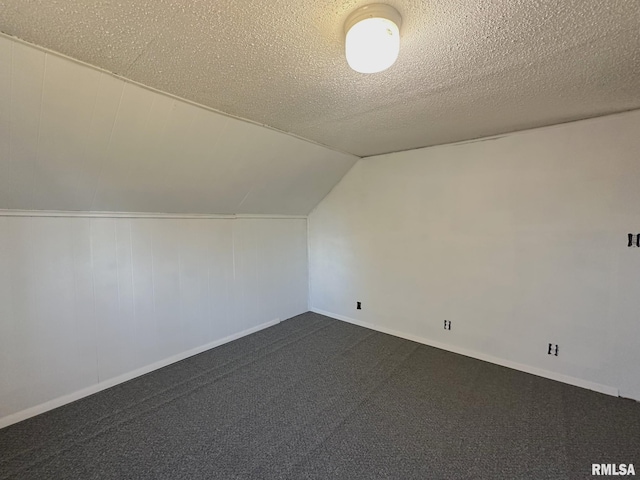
<box><xmin>344</xmin><ymin>4</ymin><xmax>402</xmax><ymax>74</ymax></box>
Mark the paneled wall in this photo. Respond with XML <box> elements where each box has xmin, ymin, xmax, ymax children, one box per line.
<box><xmin>309</xmin><ymin>109</ymin><xmax>640</xmax><ymax>401</ymax></box>
<box><xmin>0</xmin><ymin>215</ymin><xmax>308</xmax><ymax>424</ymax></box>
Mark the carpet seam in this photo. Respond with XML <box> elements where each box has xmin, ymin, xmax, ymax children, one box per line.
<box><xmin>277</xmin><ymin>342</ymin><xmax>421</xmax><ymax>478</ymax></box>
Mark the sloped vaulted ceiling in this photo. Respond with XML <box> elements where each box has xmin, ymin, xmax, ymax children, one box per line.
<box><xmin>1</xmin><ymin>0</ymin><xmax>639</xmax><ymax>158</ymax></box>
<box><xmin>0</xmin><ymin>1</ymin><xmax>639</xmax><ymax>214</ymax></box>
<box><xmin>0</xmin><ymin>35</ymin><xmax>358</xmax><ymax>214</ymax></box>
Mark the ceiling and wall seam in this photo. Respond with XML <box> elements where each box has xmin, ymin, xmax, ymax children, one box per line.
<box><xmin>358</xmin><ymin>106</ymin><xmax>640</xmax><ymax>158</ymax></box>
<box><xmin>0</xmin><ymin>31</ymin><xmax>359</xmax><ymax>159</ymax></box>
<box><xmin>0</xmin><ymin>33</ymin><xmax>358</xmax><ymax>215</ymax></box>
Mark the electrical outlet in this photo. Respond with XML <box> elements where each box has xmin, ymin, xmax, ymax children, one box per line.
<box><xmin>356</xmin><ymin>301</ymin><xmax>361</xmax><ymax>310</ymax></box>
<box><xmin>444</xmin><ymin>320</ymin><xmax>451</xmax><ymax>330</ymax></box>
<box><xmin>629</xmin><ymin>234</ymin><xmax>640</xmax><ymax>247</ymax></box>
<box><xmin>548</xmin><ymin>343</ymin><xmax>559</xmax><ymax>356</ymax></box>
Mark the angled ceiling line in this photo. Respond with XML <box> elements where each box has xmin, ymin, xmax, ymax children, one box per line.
<box><xmin>0</xmin><ymin>31</ymin><xmax>361</xmax><ymax>159</ymax></box>
<box><xmin>360</xmin><ymin>107</ymin><xmax>640</xmax><ymax>158</ymax></box>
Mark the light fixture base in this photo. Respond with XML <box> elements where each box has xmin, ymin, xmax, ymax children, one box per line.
<box><xmin>344</xmin><ymin>4</ymin><xmax>402</xmax><ymax>35</ymax></box>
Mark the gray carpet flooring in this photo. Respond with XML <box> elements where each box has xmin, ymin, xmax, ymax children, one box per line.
<box><xmin>1</xmin><ymin>312</ymin><xmax>639</xmax><ymax>479</ymax></box>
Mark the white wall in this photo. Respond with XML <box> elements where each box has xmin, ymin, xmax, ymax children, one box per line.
<box><xmin>309</xmin><ymin>109</ymin><xmax>640</xmax><ymax>401</ymax></box>
<box><xmin>0</xmin><ymin>214</ymin><xmax>308</xmax><ymax>425</ymax></box>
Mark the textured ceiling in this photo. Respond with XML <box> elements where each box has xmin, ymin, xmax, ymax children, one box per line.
<box><xmin>1</xmin><ymin>0</ymin><xmax>639</xmax><ymax>157</ymax></box>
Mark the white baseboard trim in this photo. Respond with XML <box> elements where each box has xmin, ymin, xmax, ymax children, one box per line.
<box><xmin>311</xmin><ymin>308</ymin><xmax>619</xmax><ymax>398</ymax></box>
<box><xmin>0</xmin><ymin>318</ymin><xmax>280</xmax><ymax>430</ymax></box>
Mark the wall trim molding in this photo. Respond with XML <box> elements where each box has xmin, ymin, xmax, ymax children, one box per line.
<box><xmin>311</xmin><ymin>308</ymin><xmax>619</xmax><ymax>398</ymax></box>
<box><xmin>0</xmin><ymin>210</ymin><xmax>307</xmax><ymax>219</ymax></box>
<box><xmin>235</xmin><ymin>214</ymin><xmax>308</xmax><ymax>220</ymax></box>
<box><xmin>0</xmin><ymin>318</ymin><xmax>280</xmax><ymax>430</ymax></box>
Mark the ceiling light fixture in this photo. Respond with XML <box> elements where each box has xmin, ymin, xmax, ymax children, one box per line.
<box><xmin>344</xmin><ymin>4</ymin><xmax>402</xmax><ymax>74</ymax></box>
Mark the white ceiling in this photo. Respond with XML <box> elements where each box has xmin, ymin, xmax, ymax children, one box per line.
<box><xmin>1</xmin><ymin>0</ymin><xmax>638</xmax><ymax>157</ymax></box>
<box><xmin>0</xmin><ymin>35</ymin><xmax>357</xmax><ymax>215</ymax></box>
